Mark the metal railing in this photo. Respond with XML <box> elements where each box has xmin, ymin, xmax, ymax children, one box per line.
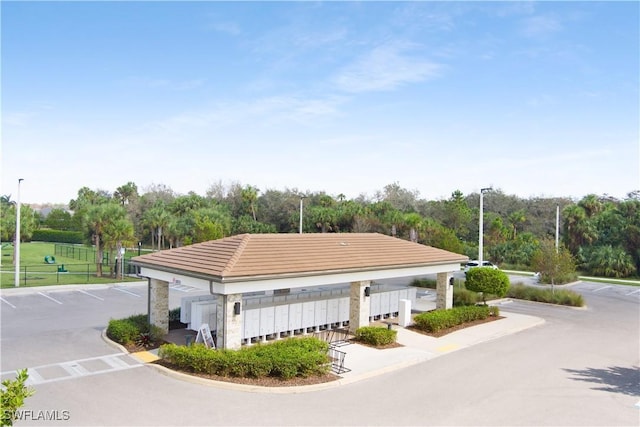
<box><xmin>328</xmin><ymin>346</ymin><xmax>350</xmax><ymax>374</ymax></box>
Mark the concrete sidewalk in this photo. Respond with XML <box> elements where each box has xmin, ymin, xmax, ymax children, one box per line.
<box><xmin>336</xmin><ymin>310</ymin><xmax>544</xmax><ymax>385</ymax></box>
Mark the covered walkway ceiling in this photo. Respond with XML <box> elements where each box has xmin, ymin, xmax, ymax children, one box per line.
<box><xmin>133</xmin><ymin>233</ymin><xmax>468</xmax><ymax>294</ymax></box>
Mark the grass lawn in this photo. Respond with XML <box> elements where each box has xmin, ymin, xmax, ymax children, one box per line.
<box><xmin>1</xmin><ymin>242</ymin><xmax>141</xmax><ymax>288</ymax></box>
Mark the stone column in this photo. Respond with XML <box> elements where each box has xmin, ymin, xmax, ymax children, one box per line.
<box><xmin>436</xmin><ymin>272</ymin><xmax>453</xmax><ymax>310</ymax></box>
<box><xmin>149</xmin><ymin>279</ymin><xmax>169</xmax><ymax>334</ymax></box>
<box><xmin>349</xmin><ymin>280</ymin><xmax>371</xmax><ymax>331</ymax></box>
<box><xmin>216</xmin><ymin>293</ymin><xmax>243</xmax><ymax>350</ymax></box>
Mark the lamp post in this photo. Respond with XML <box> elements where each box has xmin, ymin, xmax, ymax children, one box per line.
<box><xmin>299</xmin><ymin>196</ymin><xmax>306</xmax><ymax>234</ymax></box>
<box><xmin>478</xmin><ymin>187</ymin><xmax>492</xmax><ymax>266</ymax></box>
<box><xmin>15</xmin><ymin>178</ymin><xmax>24</xmax><ymax>287</ymax></box>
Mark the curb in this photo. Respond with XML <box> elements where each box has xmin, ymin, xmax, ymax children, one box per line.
<box><xmin>101</xmin><ymin>328</ymin><xmax>130</xmax><ymax>354</ymax></box>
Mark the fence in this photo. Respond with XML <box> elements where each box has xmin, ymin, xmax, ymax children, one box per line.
<box><xmin>54</xmin><ymin>244</ymin><xmax>100</xmax><ymax>263</ymax></box>
<box><xmin>1</xmin><ymin>259</ymin><xmax>139</xmax><ymax>287</ymax></box>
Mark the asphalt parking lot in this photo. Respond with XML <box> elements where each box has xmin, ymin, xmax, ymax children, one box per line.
<box><xmin>1</xmin><ymin>279</ymin><xmax>638</xmax><ymax>426</ymax></box>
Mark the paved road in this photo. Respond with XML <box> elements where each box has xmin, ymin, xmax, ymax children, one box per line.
<box><xmin>1</xmin><ymin>280</ymin><xmax>638</xmax><ymax>426</ymax></box>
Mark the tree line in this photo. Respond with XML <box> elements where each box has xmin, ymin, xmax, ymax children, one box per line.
<box><xmin>1</xmin><ymin>182</ymin><xmax>638</xmax><ymax>279</ymax></box>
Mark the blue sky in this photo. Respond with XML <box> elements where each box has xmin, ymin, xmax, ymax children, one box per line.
<box><xmin>2</xmin><ymin>1</ymin><xmax>638</xmax><ymax>205</ymax></box>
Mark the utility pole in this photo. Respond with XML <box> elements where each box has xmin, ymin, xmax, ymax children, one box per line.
<box><xmin>299</xmin><ymin>196</ymin><xmax>306</xmax><ymax>234</ymax></box>
<box><xmin>15</xmin><ymin>178</ymin><xmax>24</xmax><ymax>287</ymax></box>
<box><xmin>478</xmin><ymin>187</ymin><xmax>492</xmax><ymax>265</ymax></box>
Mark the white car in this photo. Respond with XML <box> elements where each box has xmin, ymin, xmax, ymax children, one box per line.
<box><xmin>464</xmin><ymin>260</ymin><xmax>498</xmax><ymax>271</ymax></box>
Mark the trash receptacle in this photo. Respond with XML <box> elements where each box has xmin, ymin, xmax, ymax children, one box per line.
<box><xmin>185</xmin><ymin>335</ymin><xmax>194</xmax><ymax>346</ymax></box>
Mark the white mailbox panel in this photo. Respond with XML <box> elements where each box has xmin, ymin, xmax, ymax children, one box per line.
<box><xmin>380</xmin><ymin>292</ymin><xmax>390</xmax><ymax>314</ymax></box>
<box><xmin>302</xmin><ymin>301</ymin><xmax>316</xmax><ymax>328</ymax></box>
<box><xmin>190</xmin><ymin>301</ymin><xmax>216</xmax><ymax>332</ymax></box>
<box><xmin>259</xmin><ymin>306</ymin><xmax>275</xmax><ymax>335</ymax></box>
<box><xmin>243</xmin><ymin>309</ymin><xmax>260</xmax><ymax>339</ymax></box>
<box><xmin>314</xmin><ymin>300</ymin><xmax>327</xmax><ymax>326</ymax></box>
<box><xmin>327</xmin><ymin>299</ymin><xmax>339</xmax><ymax>324</ymax></box>
<box><xmin>389</xmin><ymin>290</ymin><xmax>400</xmax><ymax>313</ymax></box>
<box><xmin>274</xmin><ymin>305</ymin><xmax>289</xmax><ymax>333</ymax></box>
<box><xmin>370</xmin><ymin>293</ymin><xmax>381</xmax><ymax>316</ymax></box>
<box><xmin>288</xmin><ymin>303</ymin><xmax>303</xmax><ymax>330</ymax></box>
<box><xmin>339</xmin><ymin>297</ymin><xmax>350</xmax><ymax>321</ymax></box>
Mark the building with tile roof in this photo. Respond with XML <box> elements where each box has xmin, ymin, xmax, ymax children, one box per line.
<box><xmin>132</xmin><ymin>233</ymin><xmax>468</xmax><ymax>349</ymax></box>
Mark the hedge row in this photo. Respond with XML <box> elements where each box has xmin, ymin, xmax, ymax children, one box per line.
<box><xmin>106</xmin><ymin>314</ymin><xmax>162</xmax><ymax>345</ymax></box>
<box><xmin>31</xmin><ymin>229</ymin><xmax>84</xmax><ymax>244</ymax></box>
<box><xmin>413</xmin><ymin>305</ymin><xmax>500</xmax><ymax>333</ymax></box>
<box><xmin>507</xmin><ymin>284</ymin><xmax>584</xmax><ymax>307</ymax></box>
<box><xmin>159</xmin><ymin>337</ymin><xmax>330</xmax><ymax>380</ymax></box>
<box><xmin>354</xmin><ymin>326</ymin><xmax>397</xmax><ymax>346</ymax></box>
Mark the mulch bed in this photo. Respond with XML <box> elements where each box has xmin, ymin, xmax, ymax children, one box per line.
<box><xmin>407</xmin><ymin>315</ymin><xmax>504</xmax><ymax>338</ymax></box>
<box><xmin>351</xmin><ymin>339</ymin><xmax>404</xmax><ymax>349</ymax></box>
<box><xmin>153</xmin><ymin>359</ymin><xmax>340</xmax><ymax>387</ymax></box>
<box><xmin>132</xmin><ymin>317</ymin><xmax>504</xmax><ymax>387</ymax></box>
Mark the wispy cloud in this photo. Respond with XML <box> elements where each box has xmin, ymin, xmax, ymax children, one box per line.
<box><xmin>520</xmin><ymin>15</ymin><xmax>563</xmax><ymax>39</ymax></box>
<box><xmin>141</xmin><ymin>94</ymin><xmax>346</xmax><ymax>136</ymax></box>
<box><xmin>333</xmin><ymin>42</ymin><xmax>442</xmax><ymax>93</ymax></box>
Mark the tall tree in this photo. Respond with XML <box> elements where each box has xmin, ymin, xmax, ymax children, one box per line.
<box><xmin>83</xmin><ymin>203</ymin><xmax>127</xmax><ymax>277</ymax></box>
<box><xmin>104</xmin><ymin>218</ymin><xmax>135</xmax><ymax>279</ymax></box>
<box><xmin>443</xmin><ymin>190</ymin><xmax>472</xmax><ymax>237</ymax></box>
<box><xmin>531</xmin><ymin>239</ymin><xmax>577</xmax><ymax>285</ymax></box>
<box><xmin>113</xmin><ymin>182</ymin><xmax>139</xmax><ymax>206</ymax></box>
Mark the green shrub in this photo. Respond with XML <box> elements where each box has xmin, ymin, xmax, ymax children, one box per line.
<box><xmin>413</xmin><ymin>305</ymin><xmax>494</xmax><ymax>333</ymax></box>
<box><xmin>453</xmin><ymin>288</ymin><xmax>481</xmax><ymax>306</ymax></box>
<box><xmin>507</xmin><ymin>284</ymin><xmax>584</xmax><ymax>307</ymax></box>
<box><xmin>354</xmin><ymin>326</ymin><xmax>397</xmax><ymax>346</ymax></box>
<box><xmin>31</xmin><ymin>229</ymin><xmax>84</xmax><ymax>244</ymax></box>
<box><xmin>410</xmin><ymin>278</ymin><xmax>437</xmax><ymax>289</ymax></box>
<box><xmin>126</xmin><ymin>314</ymin><xmax>150</xmax><ymax>332</ymax></box>
<box><xmin>169</xmin><ymin>307</ymin><xmax>181</xmax><ymax>322</ymax></box>
<box><xmin>107</xmin><ymin>319</ymin><xmax>140</xmax><ymax>345</ymax></box>
<box><xmin>158</xmin><ymin>337</ymin><xmax>330</xmax><ymax>380</ymax></box>
<box><xmin>465</xmin><ymin>268</ymin><xmax>510</xmax><ymax>303</ymax></box>
<box><xmin>106</xmin><ymin>314</ymin><xmax>151</xmax><ymax>345</ymax></box>
<box><xmin>1</xmin><ymin>369</ymin><xmax>35</xmax><ymax>426</ymax></box>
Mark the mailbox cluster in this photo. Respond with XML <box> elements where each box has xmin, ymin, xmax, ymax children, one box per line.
<box><xmin>180</xmin><ymin>284</ymin><xmax>417</xmax><ymax>346</ymax></box>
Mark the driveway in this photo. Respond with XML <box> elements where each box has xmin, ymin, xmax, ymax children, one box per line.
<box><xmin>1</xmin><ymin>280</ymin><xmax>638</xmax><ymax>426</ymax></box>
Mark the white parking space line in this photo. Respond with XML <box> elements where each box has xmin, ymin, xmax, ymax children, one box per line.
<box><xmin>592</xmin><ymin>286</ymin><xmax>612</xmax><ymax>293</ymax></box>
<box><xmin>170</xmin><ymin>284</ymin><xmax>196</xmax><ymax>292</ymax></box>
<box><xmin>77</xmin><ymin>289</ymin><xmax>104</xmax><ymax>301</ymax></box>
<box><xmin>38</xmin><ymin>292</ymin><xmax>63</xmax><ymax>304</ymax></box>
<box><xmin>112</xmin><ymin>286</ymin><xmax>141</xmax><ymax>298</ymax></box>
<box><xmin>0</xmin><ymin>297</ymin><xmax>16</xmax><ymax>308</ymax></box>
<box><xmin>625</xmin><ymin>289</ymin><xmax>640</xmax><ymax>296</ymax></box>
<box><xmin>2</xmin><ymin>353</ymin><xmax>142</xmax><ymax>386</ymax></box>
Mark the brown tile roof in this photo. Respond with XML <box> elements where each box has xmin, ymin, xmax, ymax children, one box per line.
<box><xmin>132</xmin><ymin>233</ymin><xmax>468</xmax><ymax>280</ymax></box>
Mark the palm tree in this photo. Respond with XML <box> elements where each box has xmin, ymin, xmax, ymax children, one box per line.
<box><xmin>507</xmin><ymin>209</ymin><xmax>526</xmax><ymax>240</ymax></box>
<box><xmin>241</xmin><ymin>186</ymin><xmax>259</xmax><ymax>221</ymax></box>
<box><xmin>144</xmin><ymin>205</ymin><xmax>171</xmax><ymax>250</ymax></box>
<box><xmin>84</xmin><ymin>203</ymin><xmax>126</xmax><ymax>277</ymax></box>
<box><xmin>104</xmin><ymin>218</ymin><xmax>135</xmax><ymax>279</ymax></box>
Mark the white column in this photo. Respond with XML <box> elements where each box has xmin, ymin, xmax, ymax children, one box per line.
<box><xmin>436</xmin><ymin>272</ymin><xmax>453</xmax><ymax>310</ymax></box>
<box><xmin>216</xmin><ymin>293</ymin><xmax>243</xmax><ymax>350</ymax></box>
<box><xmin>349</xmin><ymin>280</ymin><xmax>371</xmax><ymax>331</ymax></box>
<box><xmin>149</xmin><ymin>279</ymin><xmax>169</xmax><ymax>334</ymax></box>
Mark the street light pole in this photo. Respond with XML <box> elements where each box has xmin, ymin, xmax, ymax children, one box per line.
<box><xmin>479</xmin><ymin>187</ymin><xmax>492</xmax><ymax>266</ymax></box>
<box><xmin>15</xmin><ymin>178</ymin><xmax>24</xmax><ymax>287</ymax></box>
<box><xmin>299</xmin><ymin>196</ymin><xmax>306</xmax><ymax>234</ymax></box>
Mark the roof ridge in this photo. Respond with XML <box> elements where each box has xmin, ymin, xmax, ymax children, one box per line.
<box><xmin>221</xmin><ymin>234</ymin><xmax>251</xmax><ymax>276</ymax></box>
